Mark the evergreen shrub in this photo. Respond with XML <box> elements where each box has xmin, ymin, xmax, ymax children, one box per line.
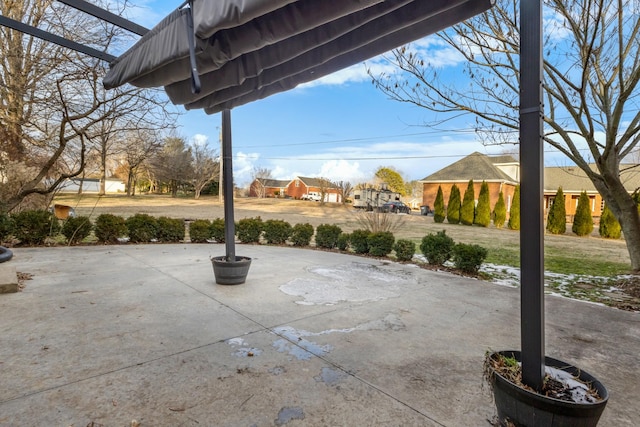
<box><xmin>493</xmin><ymin>191</ymin><xmax>506</xmax><ymax>228</ymax></box>
<box><xmin>210</xmin><ymin>218</ymin><xmax>226</xmax><ymax>243</ymax></box>
<box><xmin>94</xmin><ymin>213</ymin><xmax>127</xmax><ymax>243</ymax></box>
<box><xmin>572</xmin><ymin>191</ymin><xmax>593</xmax><ymax>236</ymax></box>
<box><xmin>61</xmin><ymin>216</ymin><xmax>93</xmax><ymax>244</ymax></box>
<box><xmin>156</xmin><ymin>216</ymin><xmax>184</xmax><ymax>242</ymax></box>
<box><xmin>461</xmin><ymin>180</ymin><xmax>475</xmax><ymax>225</ymax></box>
<box><xmin>350</xmin><ymin>229</ymin><xmax>371</xmax><ymax>254</ymax></box>
<box><xmin>474</xmin><ymin>181</ymin><xmax>491</xmax><ymax>227</ymax></box>
<box><xmin>393</xmin><ymin>239</ymin><xmax>416</xmax><ymax>262</ymax></box>
<box><xmin>0</xmin><ymin>212</ymin><xmax>14</xmax><ymax>242</ymax></box>
<box><xmin>189</xmin><ymin>219</ymin><xmax>212</xmax><ymax>243</ymax></box>
<box><xmin>367</xmin><ymin>231</ymin><xmax>395</xmax><ymax>257</ymax></box>
<box><xmin>290</xmin><ymin>223</ymin><xmax>314</xmax><ymax>246</ymax></box>
<box><xmin>434</xmin><ymin>186</ymin><xmax>445</xmax><ymax>223</ymax></box>
<box><xmin>263</xmin><ymin>219</ymin><xmax>292</xmax><ymax>244</ymax></box>
<box><xmin>420</xmin><ymin>230</ymin><xmax>454</xmax><ymax>266</ymax></box>
<box><xmin>126</xmin><ymin>213</ymin><xmax>158</xmax><ymax>243</ymax></box>
<box><xmin>315</xmin><ymin>224</ymin><xmax>342</xmax><ymax>249</ymax></box>
<box><xmin>447</xmin><ymin>184</ymin><xmax>461</xmax><ymax>224</ymax></box>
<box><xmin>452</xmin><ymin>243</ymin><xmax>488</xmax><ymax>274</ymax></box>
<box><xmin>546</xmin><ymin>187</ymin><xmax>566</xmax><ymax>234</ymax></box>
<box><xmin>599</xmin><ymin>204</ymin><xmax>621</xmax><ymax>239</ymax></box>
<box><xmin>12</xmin><ymin>209</ymin><xmax>60</xmax><ymax>245</ymax></box>
<box><xmin>236</xmin><ymin>217</ymin><xmax>263</xmax><ymax>243</ymax></box>
<box><xmin>337</xmin><ymin>233</ymin><xmax>350</xmax><ymax>251</ymax></box>
<box><xmin>508</xmin><ymin>185</ymin><xmax>521</xmax><ymax>230</ymax></box>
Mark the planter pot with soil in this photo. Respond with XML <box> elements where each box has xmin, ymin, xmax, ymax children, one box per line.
<box><xmin>485</xmin><ymin>351</ymin><xmax>608</xmax><ymax>427</ymax></box>
<box><xmin>211</xmin><ymin>256</ymin><xmax>251</xmax><ymax>285</ymax></box>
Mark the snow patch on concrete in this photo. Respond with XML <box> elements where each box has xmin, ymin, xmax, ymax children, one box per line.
<box><xmin>279</xmin><ymin>262</ymin><xmax>414</xmax><ymax>305</ymax></box>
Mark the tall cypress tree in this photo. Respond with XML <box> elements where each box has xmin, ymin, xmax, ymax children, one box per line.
<box><xmin>434</xmin><ymin>186</ymin><xmax>445</xmax><ymax>223</ymax></box>
<box><xmin>460</xmin><ymin>179</ymin><xmax>475</xmax><ymax>225</ymax></box>
<box><xmin>572</xmin><ymin>191</ymin><xmax>593</xmax><ymax>236</ymax></box>
<box><xmin>493</xmin><ymin>191</ymin><xmax>506</xmax><ymax>228</ymax></box>
<box><xmin>447</xmin><ymin>184</ymin><xmax>461</xmax><ymax>224</ymax></box>
<box><xmin>474</xmin><ymin>181</ymin><xmax>491</xmax><ymax>227</ymax></box>
<box><xmin>546</xmin><ymin>187</ymin><xmax>566</xmax><ymax>234</ymax></box>
<box><xmin>508</xmin><ymin>185</ymin><xmax>520</xmax><ymax>230</ymax></box>
<box><xmin>599</xmin><ymin>203</ymin><xmax>621</xmax><ymax>239</ymax></box>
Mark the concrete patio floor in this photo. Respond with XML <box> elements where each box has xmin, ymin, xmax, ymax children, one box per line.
<box><xmin>0</xmin><ymin>244</ymin><xmax>638</xmax><ymax>426</ymax></box>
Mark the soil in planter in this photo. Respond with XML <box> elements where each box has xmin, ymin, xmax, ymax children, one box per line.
<box><xmin>484</xmin><ymin>352</ymin><xmax>604</xmax><ymax>404</ymax></box>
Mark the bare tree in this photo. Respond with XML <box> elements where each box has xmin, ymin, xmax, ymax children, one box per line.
<box><xmin>0</xmin><ymin>0</ymin><xmax>175</xmax><ymax>211</ymax></box>
<box><xmin>336</xmin><ymin>180</ymin><xmax>353</xmax><ymax>204</ymax></box>
<box><xmin>317</xmin><ymin>177</ymin><xmax>333</xmax><ymax>205</ymax></box>
<box><xmin>191</xmin><ymin>140</ymin><xmax>220</xmax><ymax>199</ymax></box>
<box><xmin>150</xmin><ymin>136</ymin><xmax>193</xmax><ymax>197</ymax></box>
<box><xmin>370</xmin><ymin>0</ymin><xmax>640</xmax><ymax>271</ymax></box>
<box><xmin>118</xmin><ymin>129</ymin><xmax>163</xmax><ymax>196</ymax></box>
<box><xmin>250</xmin><ymin>167</ymin><xmax>273</xmax><ymax>198</ymax></box>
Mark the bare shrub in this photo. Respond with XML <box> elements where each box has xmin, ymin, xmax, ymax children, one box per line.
<box><xmin>352</xmin><ymin>210</ymin><xmax>405</xmax><ymax>233</ymax></box>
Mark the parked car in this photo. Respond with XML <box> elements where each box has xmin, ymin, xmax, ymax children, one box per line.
<box><xmin>301</xmin><ymin>192</ymin><xmax>321</xmax><ymax>201</ymax></box>
<box><xmin>381</xmin><ymin>201</ymin><xmax>411</xmax><ymax>214</ymax></box>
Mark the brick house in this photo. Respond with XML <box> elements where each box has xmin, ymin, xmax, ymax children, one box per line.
<box><xmin>248</xmin><ymin>178</ymin><xmax>290</xmax><ymax>198</ymax></box>
<box><xmin>420</xmin><ymin>152</ymin><xmax>519</xmax><ymax>214</ymax></box>
<box><xmin>421</xmin><ymin>152</ymin><xmax>640</xmax><ymax>222</ymax></box>
<box><xmin>286</xmin><ymin>176</ymin><xmax>342</xmax><ymax>203</ymax></box>
<box><xmin>544</xmin><ymin>164</ymin><xmax>640</xmax><ymax>222</ymax></box>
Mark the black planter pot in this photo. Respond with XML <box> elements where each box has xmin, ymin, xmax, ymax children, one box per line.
<box><xmin>211</xmin><ymin>256</ymin><xmax>251</xmax><ymax>285</ymax></box>
<box><xmin>0</xmin><ymin>246</ymin><xmax>13</xmax><ymax>263</ymax></box>
<box><xmin>488</xmin><ymin>351</ymin><xmax>608</xmax><ymax>427</ymax></box>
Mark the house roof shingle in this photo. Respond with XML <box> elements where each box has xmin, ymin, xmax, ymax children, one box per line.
<box><xmin>255</xmin><ymin>178</ymin><xmax>290</xmax><ymax>188</ymax></box>
<box><xmin>420</xmin><ymin>152</ymin><xmax>516</xmax><ymax>183</ymax></box>
<box><xmin>295</xmin><ymin>176</ymin><xmax>339</xmax><ymax>189</ymax></box>
<box><xmin>544</xmin><ymin>164</ymin><xmax>640</xmax><ymax>194</ymax></box>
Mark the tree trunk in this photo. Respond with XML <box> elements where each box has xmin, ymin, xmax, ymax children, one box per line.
<box><xmin>593</xmin><ymin>169</ymin><xmax>640</xmax><ymax>272</ymax></box>
<box><xmin>99</xmin><ymin>148</ymin><xmax>107</xmax><ymax>196</ymax></box>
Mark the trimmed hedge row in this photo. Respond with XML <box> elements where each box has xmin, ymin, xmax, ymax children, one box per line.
<box><xmin>0</xmin><ymin>209</ymin><xmax>490</xmax><ymax>276</ymax></box>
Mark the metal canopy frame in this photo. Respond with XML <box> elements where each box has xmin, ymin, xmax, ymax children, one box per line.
<box><xmin>0</xmin><ymin>0</ymin><xmax>548</xmax><ymax>390</ymax></box>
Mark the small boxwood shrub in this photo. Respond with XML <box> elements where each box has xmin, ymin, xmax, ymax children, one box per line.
<box><xmin>126</xmin><ymin>213</ymin><xmax>158</xmax><ymax>243</ymax></box>
<box><xmin>337</xmin><ymin>233</ymin><xmax>350</xmax><ymax>251</ymax></box>
<box><xmin>350</xmin><ymin>229</ymin><xmax>371</xmax><ymax>254</ymax></box>
<box><xmin>290</xmin><ymin>223</ymin><xmax>314</xmax><ymax>246</ymax></box>
<box><xmin>367</xmin><ymin>231</ymin><xmax>395</xmax><ymax>257</ymax></box>
<box><xmin>189</xmin><ymin>219</ymin><xmax>212</xmax><ymax>243</ymax></box>
<box><xmin>236</xmin><ymin>216</ymin><xmax>263</xmax><ymax>243</ymax></box>
<box><xmin>210</xmin><ymin>218</ymin><xmax>225</xmax><ymax>243</ymax></box>
<box><xmin>420</xmin><ymin>230</ymin><xmax>454</xmax><ymax>266</ymax></box>
<box><xmin>393</xmin><ymin>239</ymin><xmax>416</xmax><ymax>262</ymax></box>
<box><xmin>12</xmin><ymin>209</ymin><xmax>60</xmax><ymax>245</ymax></box>
<box><xmin>156</xmin><ymin>216</ymin><xmax>185</xmax><ymax>242</ymax></box>
<box><xmin>0</xmin><ymin>212</ymin><xmax>14</xmax><ymax>243</ymax></box>
<box><xmin>263</xmin><ymin>219</ymin><xmax>292</xmax><ymax>244</ymax></box>
<box><xmin>95</xmin><ymin>213</ymin><xmax>127</xmax><ymax>243</ymax></box>
<box><xmin>61</xmin><ymin>216</ymin><xmax>93</xmax><ymax>244</ymax></box>
<box><xmin>315</xmin><ymin>224</ymin><xmax>342</xmax><ymax>249</ymax></box>
<box><xmin>452</xmin><ymin>243</ymin><xmax>488</xmax><ymax>274</ymax></box>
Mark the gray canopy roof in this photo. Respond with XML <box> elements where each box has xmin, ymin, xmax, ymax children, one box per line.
<box><xmin>103</xmin><ymin>0</ymin><xmax>494</xmax><ymax>114</ymax></box>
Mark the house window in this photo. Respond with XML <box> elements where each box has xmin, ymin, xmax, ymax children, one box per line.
<box><xmin>295</xmin><ymin>180</ymin><xmax>300</xmax><ymax>187</ymax></box>
<box><xmin>354</xmin><ymin>195</ymin><xmax>360</xmax><ymax>200</ymax></box>
<box><xmin>601</xmin><ymin>199</ymin><xmax>605</xmax><ymax>212</ymax></box>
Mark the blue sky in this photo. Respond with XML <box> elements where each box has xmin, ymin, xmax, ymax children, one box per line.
<box><xmin>124</xmin><ymin>1</ymin><xmax>571</xmax><ymax>187</ymax></box>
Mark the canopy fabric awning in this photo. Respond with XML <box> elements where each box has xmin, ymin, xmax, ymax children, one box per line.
<box><xmin>103</xmin><ymin>0</ymin><xmax>494</xmax><ymax>114</ymax></box>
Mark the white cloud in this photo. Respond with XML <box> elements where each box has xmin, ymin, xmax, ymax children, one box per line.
<box><xmin>298</xmin><ymin>63</ymin><xmax>371</xmax><ymax>88</ymax></box>
<box><xmin>190</xmin><ymin>133</ymin><xmax>209</xmax><ymax>147</ymax></box>
<box><xmin>233</xmin><ymin>151</ymin><xmax>260</xmax><ymax>185</ymax></box>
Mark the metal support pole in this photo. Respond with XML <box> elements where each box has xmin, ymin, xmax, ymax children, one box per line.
<box><xmin>221</xmin><ymin>109</ymin><xmax>236</xmax><ymax>262</ymax></box>
<box><xmin>520</xmin><ymin>0</ymin><xmax>545</xmax><ymax>390</ymax></box>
